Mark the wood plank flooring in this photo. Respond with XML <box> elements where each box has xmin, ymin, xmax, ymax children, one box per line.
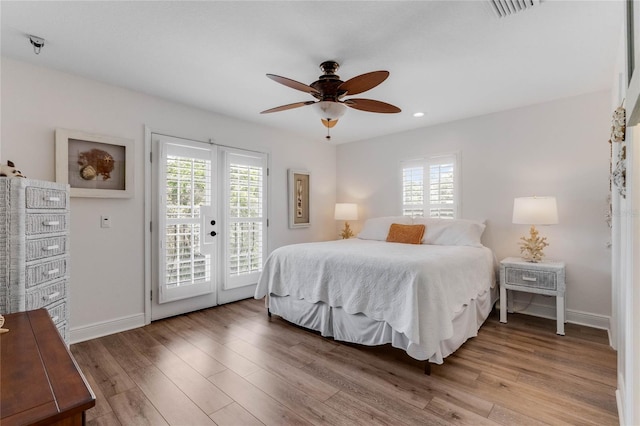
<box><xmin>71</xmin><ymin>298</ymin><xmax>618</xmax><ymax>425</ymax></box>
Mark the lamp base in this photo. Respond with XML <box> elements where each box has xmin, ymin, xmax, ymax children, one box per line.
<box><xmin>518</xmin><ymin>225</ymin><xmax>549</xmax><ymax>263</ymax></box>
<box><xmin>340</xmin><ymin>221</ymin><xmax>354</xmax><ymax>239</ymax></box>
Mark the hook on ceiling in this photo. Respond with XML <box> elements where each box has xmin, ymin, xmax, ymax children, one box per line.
<box><xmin>29</xmin><ymin>35</ymin><xmax>45</xmax><ymax>55</ymax></box>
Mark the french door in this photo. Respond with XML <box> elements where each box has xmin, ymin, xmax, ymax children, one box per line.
<box><xmin>150</xmin><ymin>134</ymin><xmax>267</xmax><ymax>320</ymax></box>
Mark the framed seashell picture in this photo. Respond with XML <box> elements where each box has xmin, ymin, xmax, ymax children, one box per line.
<box><xmin>55</xmin><ymin>128</ymin><xmax>134</xmax><ymax>198</ymax></box>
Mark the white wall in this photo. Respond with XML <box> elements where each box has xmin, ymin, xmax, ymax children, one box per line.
<box><xmin>1</xmin><ymin>57</ymin><xmax>337</xmax><ymax>340</ymax></box>
<box><xmin>337</xmin><ymin>91</ymin><xmax>612</xmax><ymax>327</ymax></box>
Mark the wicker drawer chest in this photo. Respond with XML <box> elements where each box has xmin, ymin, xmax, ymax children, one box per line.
<box><xmin>0</xmin><ymin>177</ymin><xmax>70</xmax><ymax>342</ymax></box>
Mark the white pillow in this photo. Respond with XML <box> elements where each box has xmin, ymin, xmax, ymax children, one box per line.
<box><xmin>411</xmin><ymin>218</ymin><xmax>486</xmax><ymax>247</ymax></box>
<box><xmin>357</xmin><ymin>216</ymin><xmax>413</xmax><ymax>241</ymax></box>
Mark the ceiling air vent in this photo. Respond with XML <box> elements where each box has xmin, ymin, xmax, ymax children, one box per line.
<box><xmin>488</xmin><ymin>0</ymin><xmax>541</xmax><ymax>18</ymax></box>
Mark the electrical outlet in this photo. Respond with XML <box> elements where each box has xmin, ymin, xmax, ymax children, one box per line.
<box><xmin>101</xmin><ymin>216</ymin><xmax>111</xmax><ymax>228</ymax></box>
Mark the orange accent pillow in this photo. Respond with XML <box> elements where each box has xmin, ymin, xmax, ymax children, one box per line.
<box><xmin>386</xmin><ymin>223</ymin><xmax>426</xmax><ymax>244</ymax></box>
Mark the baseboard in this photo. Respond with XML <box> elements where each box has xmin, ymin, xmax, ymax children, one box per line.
<box><xmin>499</xmin><ymin>297</ymin><xmax>611</xmax><ymax>332</ymax></box>
<box><xmin>69</xmin><ymin>313</ymin><xmax>145</xmax><ymax>344</ymax></box>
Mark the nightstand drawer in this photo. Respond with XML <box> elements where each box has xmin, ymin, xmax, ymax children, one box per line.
<box><xmin>505</xmin><ymin>267</ymin><xmax>557</xmax><ymax>290</ymax></box>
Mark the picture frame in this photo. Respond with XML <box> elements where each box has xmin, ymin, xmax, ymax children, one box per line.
<box><xmin>288</xmin><ymin>169</ymin><xmax>310</xmax><ymax>228</ymax></box>
<box><xmin>55</xmin><ymin>128</ymin><xmax>134</xmax><ymax>198</ymax></box>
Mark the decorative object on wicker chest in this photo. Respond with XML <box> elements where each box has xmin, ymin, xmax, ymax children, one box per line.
<box><xmin>0</xmin><ymin>314</ymin><xmax>7</xmax><ymax>334</ymax></box>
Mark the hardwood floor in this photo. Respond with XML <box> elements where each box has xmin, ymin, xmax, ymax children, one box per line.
<box><xmin>71</xmin><ymin>298</ymin><xmax>618</xmax><ymax>426</ymax></box>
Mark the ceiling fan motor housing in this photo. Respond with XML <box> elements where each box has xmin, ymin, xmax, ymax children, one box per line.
<box><xmin>311</xmin><ymin>61</ymin><xmax>347</xmax><ymax>101</ymax></box>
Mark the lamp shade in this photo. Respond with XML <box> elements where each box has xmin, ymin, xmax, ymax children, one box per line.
<box><xmin>512</xmin><ymin>196</ymin><xmax>558</xmax><ymax>225</ymax></box>
<box><xmin>334</xmin><ymin>203</ymin><xmax>358</xmax><ymax>221</ymax></box>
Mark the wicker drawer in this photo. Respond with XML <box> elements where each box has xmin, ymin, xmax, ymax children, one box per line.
<box><xmin>26</xmin><ymin>187</ymin><xmax>68</xmax><ymax>209</ymax></box>
<box><xmin>26</xmin><ymin>280</ymin><xmax>67</xmax><ymax>309</ymax></box>
<box><xmin>26</xmin><ymin>213</ymin><xmax>68</xmax><ymax>235</ymax></box>
<box><xmin>26</xmin><ymin>236</ymin><xmax>68</xmax><ymax>262</ymax></box>
<box><xmin>505</xmin><ymin>267</ymin><xmax>557</xmax><ymax>290</ymax></box>
<box><xmin>26</xmin><ymin>258</ymin><xmax>68</xmax><ymax>288</ymax></box>
<box><xmin>46</xmin><ymin>301</ymin><xmax>67</xmax><ymax>325</ymax></box>
<box><xmin>56</xmin><ymin>321</ymin><xmax>68</xmax><ymax>341</ymax></box>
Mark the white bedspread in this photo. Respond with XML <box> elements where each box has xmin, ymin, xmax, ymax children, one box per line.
<box><xmin>255</xmin><ymin>239</ymin><xmax>496</xmax><ymax>357</ymax></box>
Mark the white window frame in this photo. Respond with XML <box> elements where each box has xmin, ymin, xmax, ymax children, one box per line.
<box><xmin>400</xmin><ymin>152</ymin><xmax>460</xmax><ymax>219</ymax></box>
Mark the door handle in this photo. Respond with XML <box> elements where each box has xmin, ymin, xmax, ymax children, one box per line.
<box><xmin>210</xmin><ymin>220</ymin><xmax>216</xmax><ymax>225</ymax></box>
<box><xmin>210</xmin><ymin>231</ymin><xmax>217</xmax><ymax>237</ymax></box>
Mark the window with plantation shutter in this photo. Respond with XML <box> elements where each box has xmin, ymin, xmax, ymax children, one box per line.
<box><xmin>401</xmin><ymin>153</ymin><xmax>459</xmax><ymax>219</ymax></box>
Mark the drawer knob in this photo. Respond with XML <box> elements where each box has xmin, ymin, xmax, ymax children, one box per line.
<box><xmin>522</xmin><ymin>276</ymin><xmax>537</xmax><ymax>282</ymax></box>
<box><xmin>44</xmin><ymin>291</ymin><xmax>61</xmax><ymax>301</ymax></box>
<box><xmin>46</xmin><ymin>268</ymin><xmax>60</xmax><ymax>276</ymax></box>
<box><xmin>43</xmin><ymin>221</ymin><xmax>60</xmax><ymax>226</ymax></box>
<box><xmin>51</xmin><ymin>316</ymin><xmax>59</xmax><ymax>323</ymax></box>
<box><xmin>45</xmin><ymin>197</ymin><xmax>61</xmax><ymax>202</ymax></box>
<box><xmin>43</xmin><ymin>245</ymin><xmax>60</xmax><ymax>251</ymax></box>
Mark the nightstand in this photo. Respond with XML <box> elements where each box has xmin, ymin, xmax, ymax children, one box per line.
<box><xmin>499</xmin><ymin>257</ymin><xmax>566</xmax><ymax>335</ymax></box>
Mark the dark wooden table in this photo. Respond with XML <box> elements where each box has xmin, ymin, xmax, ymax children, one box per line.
<box><xmin>1</xmin><ymin>309</ymin><xmax>95</xmax><ymax>426</ymax></box>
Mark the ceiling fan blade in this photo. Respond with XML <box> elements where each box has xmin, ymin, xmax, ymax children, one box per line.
<box><xmin>344</xmin><ymin>98</ymin><xmax>401</xmax><ymax>113</ymax></box>
<box><xmin>321</xmin><ymin>118</ymin><xmax>338</xmax><ymax>128</ymax></box>
<box><xmin>267</xmin><ymin>74</ymin><xmax>320</xmax><ymax>95</ymax></box>
<box><xmin>338</xmin><ymin>71</ymin><xmax>389</xmax><ymax>96</ymax></box>
<box><xmin>260</xmin><ymin>101</ymin><xmax>315</xmax><ymax>114</ymax></box>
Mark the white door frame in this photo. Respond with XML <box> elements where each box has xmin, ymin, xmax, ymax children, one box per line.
<box><xmin>144</xmin><ymin>126</ymin><xmax>270</xmax><ymax>324</ymax></box>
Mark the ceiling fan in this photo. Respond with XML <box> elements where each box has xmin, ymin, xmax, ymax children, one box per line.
<box><xmin>260</xmin><ymin>61</ymin><xmax>401</xmax><ymax>140</ymax></box>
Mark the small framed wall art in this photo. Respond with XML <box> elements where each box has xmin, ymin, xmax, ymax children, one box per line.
<box><xmin>288</xmin><ymin>169</ymin><xmax>310</xmax><ymax>228</ymax></box>
<box><xmin>55</xmin><ymin>128</ymin><xmax>134</xmax><ymax>198</ymax></box>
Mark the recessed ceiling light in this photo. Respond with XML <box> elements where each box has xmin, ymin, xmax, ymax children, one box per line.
<box><xmin>413</xmin><ymin>112</ymin><xmax>424</xmax><ymax>118</ymax></box>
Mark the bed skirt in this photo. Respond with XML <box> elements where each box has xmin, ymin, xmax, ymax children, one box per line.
<box><xmin>267</xmin><ymin>285</ymin><xmax>498</xmax><ymax>364</ymax></box>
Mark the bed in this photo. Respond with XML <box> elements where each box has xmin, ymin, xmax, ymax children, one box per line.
<box><xmin>254</xmin><ymin>216</ymin><xmax>498</xmax><ymax>369</ymax></box>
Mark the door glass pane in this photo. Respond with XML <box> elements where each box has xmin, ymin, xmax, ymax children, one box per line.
<box><xmin>166</xmin><ymin>156</ymin><xmax>211</xmax><ymax>219</ymax></box>
<box><xmin>228</xmin><ymin>162</ymin><xmax>263</xmax><ymax>278</ymax></box>
<box><xmin>164</xmin><ymin>155</ymin><xmax>211</xmax><ymax>289</ymax></box>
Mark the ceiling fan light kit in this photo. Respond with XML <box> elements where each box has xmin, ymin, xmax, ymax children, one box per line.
<box><xmin>261</xmin><ymin>61</ymin><xmax>401</xmax><ymax>140</ymax></box>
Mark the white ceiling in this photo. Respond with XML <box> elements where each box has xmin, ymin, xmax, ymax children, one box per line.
<box><xmin>1</xmin><ymin>1</ymin><xmax>624</xmax><ymax>144</ymax></box>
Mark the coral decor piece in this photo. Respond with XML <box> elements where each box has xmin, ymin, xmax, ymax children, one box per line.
<box><xmin>613</xmin><ymin>144</ymin><xmax>627</xmax><ymax>199</ymax></box>
<box><xmin>610</xmin><ymin>105</ymin><xmax>626</xmax><ymax>143</ymax></box>
<box><xmin>519</xmin><ymin>225</ymin><xmax>549</xmax><ymax>263</ymax></box>
<box><xmin>340</xmin><ymin>222</ymin><xmax>355</xmax><ymax>239</ymax></box>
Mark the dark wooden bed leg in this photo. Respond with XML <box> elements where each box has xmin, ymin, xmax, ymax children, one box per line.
<box><xmin>424</xmin><ymin>362</ymin><xmax>431</xmax><ymax>376</ymax></box>
<box><xmin>267</xmin><ymin>308</ymin><xmax>272</xmax><ymax>318</ymax></box>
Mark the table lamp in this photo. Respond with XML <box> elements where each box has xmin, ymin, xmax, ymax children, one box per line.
<box><xmin>335</xmin><ymin>203</ymin><xmax>358</xmax><ymax>239</ymax></box>
<box><xmin>512</xmin><ymin>196</ymin><xmax>558</xmax><ymax>262</ymax></box>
